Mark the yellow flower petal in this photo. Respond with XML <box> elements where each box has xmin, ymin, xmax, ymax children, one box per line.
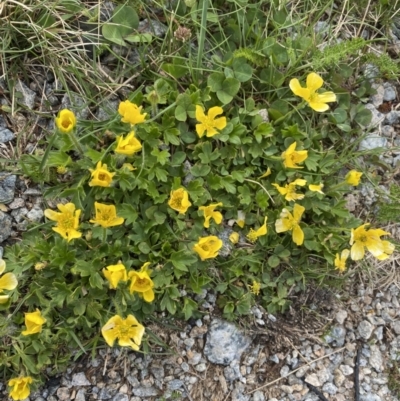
<box><xmin>306</xmin><ymin>72</ymin><xmax>324</xmax><ymax>92</ymax></box>
<box><xmin>0</xmin><ymin>272</ymin><xmax>18</xmax><ymax>291</ymax></box>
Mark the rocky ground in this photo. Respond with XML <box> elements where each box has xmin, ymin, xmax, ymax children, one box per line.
<box><xmin>1</xmin><ymin>13</ymin><xmax>400</xmax><ymax>401</ymax></box>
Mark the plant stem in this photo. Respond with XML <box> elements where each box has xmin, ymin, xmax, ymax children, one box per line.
<box><xmin>196</xmin><ymin>0</ymin><xmax>208</xmax><ymax>83</ymax></box>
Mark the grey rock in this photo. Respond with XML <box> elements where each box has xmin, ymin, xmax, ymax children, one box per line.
<box><xmin>139</xmin><ymin>19</ymin><xmax>168</xmax><ymax>37</ymax></box>
<box><xmin>126</xmin><ymin>375</ymin><xmax>140</xmax><ymax>387</ymax></box>
<box><xmin>23</xmin><ymin>188</ymin><xmax>42</xmax><ymax>196</ymax></box>
<box><xmin>383</xmin><ymin>82</ymin><xmax>397</xmax><ymax>101</ymax></box>
<box><xmin>231</xmin><ymin>382</ymin><xmax>250</xmax><ymax>401</ymax></box>
<box><xmin>187</xmin><ymin>351</ymin><xmax>202</xmax><ymax>365</ymax></box>
<box><xmin>359</xmin><ymin>133</ymin><xmax>387</xmax><ymax>151</ymax></box>
<box><xmin>369</xmin><ymin>345</ymin><xmax>383</xmax><ymax>372</ymax></box>
<box><xmin>370</xmin><ymin>84</ymin><xmax>384</xmax><ymax>107</ymax></box>
<box><xmin>61</xmin><ymin>93</ymin><xmax>89</xmax><ymax>120</ymax></box>
<box><xmin>280</xmin><ymin>384</ymin><xmax>293</xmax><ymax>394</ymax></box>
<box><xmin>316</xmin><ymin>368</ymin><xmax>332</xmax><ymax>385</ymax></box>
<box><xmin>99</xmin><ymin>387</ymin><xmax>117</xmax><ymax>399</ymax></box>
<box><xmin>358</xmin><ymin>320</ymin><xmax>374</xmax><ymax>340</ymax></box>
<box><xmin>328</xmin><ymin>325</ymin><xmax>346</xmax><ymax>347</ymax></box>
<box><xmin>335</xmin><ymin>310</ymin><xmax>348</xmax><ymax>324</ymax></box>
<box><xmin>363</xmin><ymin>104</ymin><xmax>385</xmax><ymax>128</ymax></box>
<box><xmin>71</xmin><ymin>372</ymin><xmax>91</xmax><ymax>386</ymax></box>
<box><xmin>375</xmin><ymin>326</ymin><xmax>384</xmax><ymax>341</ymax></box>
<box><xmin>314</xmin><ymin>21</ymin><xmax>330</xmax><ymax>34</ymax></box>
<box><xmin>363</xmin><ymin>64</ymin><xmax>380</xmax><ymax>80</ymax></box>
<box><xmin>96</xmin><ymin>98</ymin><xmax>120</xmax><ymax>121</ymax></box>
<box><xmin>0</xmin><ymin>212</ymin><xmax>12</xmax><ymax>243</ymax></box>
<box><xmin>334</xmin><ymin>368</ymin><xmax>345</xmax><ymax>387</ymax></box>
<box><xmin>112</xmin><ymin>394</ymin><xmax>129</xmax><ymax>401</ymax></box>
<box><xmin>8</xmin><ymin>198</ymin><xmax>25</xmax><ymax>209</ymax></box>
<box><xmin>26</xmin><ymin>206</ymin><xmax>44</xmax><ymax>222</ymax></box>
<box><xmin>340</xmin><ymin>364</ymin><xmax>354</xmax><ymax>376</ymax></box>
<box><xmin>381</xmin><ymin>125</ymin><xmax>395</xmax><ymax>137</ymax></box>
<box><xmin>384</xmin><ymin>110</ymin><xmax>400</xmax><ymax>125</ymax></box>
<box><xmin>56</xmin><ymin>387</ymin><xmax>70</xmax><ymax>401</ymax></box>
<box><xmin>322</xmin><ymin>382</ymin><xmax>337</xmax><ymax>395</ymax></box>
<box><xmin>132</xmin><ymin>386</ymin><xmax>158</xmax><ymax>397</ymax></box>
<box><xmin>0</xmin><ymin>127</ymin><xmax>14</xmax><ymax>143</ymax></box>
<box><xmin>16</xmin><ymin>80</ymin><xmax>36</xmax><ymax>109</ymax></box>
<box><xmin>252</xmin><ymin>391</ymin><xmax>265</xmax><ymax>401</ymax></box>
<box><xmin>392</xmin><ymin>321</ymin><xmax>400</xmax><ymax>334</ymax></box>
<box><xmin>195</xmin><ymin>362</ymin><xmax>207</xmax><ymax>372</ymax></box>
<box><xmin>150</xmin><ymin>365</ymin><xmax>164</xmax><ymax>381</ymax></box>
<box><xmin>34</xmin><ymin>398</ymin><xmax>46</xmax><ymax>401</ymax></box>
<box><xmin>367</xmin><ymin>316</ymin><xmax>386</xmax><ymax>326</ymax></box>
<box><xmin>0</xmin><ymin>173</ymin><xmax>16</xmax><ymax>204</ymax></box>
<box><xmin>181</xmin><ymin>362</ymin><xmax>190</xmax><ymax>372</ymax></box>
<box><xmin>280</xmin><ymin>365</ymin><xmax>290</xmax><ymax>377</ymax></box>
<box><xmin>204</xmin><ymin>319</ymin><xmax>252</xmax><ymax>365</ymax></box>
<box><xmin>304</xmin><ymin>373</ymin><xmax>320</xmax><ymax>387</ymax></box>
<box><xmin>216</xmin><ymin>228</ymin><xmax>235</xmax><ymax>257</ymax></box>
<box><xmin>360</xmin><ymin>395</ymin><xmax>382</xmax><ymax>401</ymax></box>
<box><xmin>258</xmin><ymin>109</ymin><xmax>269</xmax><ymax>123</ymax></box>
<box><xmin>167</xmin><ymin>379</ymin><xmax>184</xmax><ymax>391</ymax></box>
<box><xmin>75</xmin><ymin>389</ymin><xmax>86</xmax><ymax>401</ymax></box>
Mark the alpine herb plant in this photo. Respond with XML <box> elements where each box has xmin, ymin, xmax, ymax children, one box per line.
<box><xmin>0</xmin><ymin>3</ymin><xmax>397</xmax><ymax>398</ymax></box>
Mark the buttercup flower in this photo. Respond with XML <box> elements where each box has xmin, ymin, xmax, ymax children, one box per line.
<box><xmin>118</xmin><ymin>100</ymin><xmax>147</xmax><ymax>125</ymax></box>
<box><xmin>8</xmin><ymin>376</ymin><xmax>33</xmax><ymax>400</ymax></box>
<box><xmin>168</xmin><ymin>188</ymin><xmax>192</xmax><ymax>214</ymax></box>
<box><xmin>350</xmin><ymin>224</ymin><xmax>394</xmax><ymax>261</ymax></box>
<box><xmin>334</xmin><ymin>249</ymin><xmax>350</xmax><ymax>273</ymax></box>
<box><xmin>199</xmin><ymin>202</ymin><xmax>223</xmax><ymax>228</ymax></box>
<box><xmin>101</xmin><ymin>314</ymin><xmax>145</xmax><ymax>351</ymax></box>
<box><xmin>89</xmin><ymin>161</ymin><xmax>115</xmax><ymax>187</ymax></box>
<box><xmin>346</xmin><ymin>170</ymin><xmax>363</xmax><ymax>186</ymax></box>
<box><xmin>259</xmin><ymin>167</ymin><xmax>272</xmax><ymax>178</ymax></box>
<box><xmin>128</xmin><ymin>262</ymin><xmax>155</xmax><ymax>302</ymax></box>
<box><xmin>103</xmin><ymin>262</ymin><xmax>128</xmax><ymax>289</ymax></box>
<box><xmin>289</xmin><ymin>72</ymin><xmax>337</xmax><ymax>112</ymax></box>
<box><xmin>0</xmin><ymin>259</ymin><xmax>18</xmax><ymax>304</ymax></box>
<box><xmin>309</xmin><ymin>183</ymin><xmax>324</xmax><ymax>194</ymax></box>
<box><xmin>272</xmin><ymin>179</ymin><xmax>307</xmax><ymax>201</ymax></box>
<box><xmin>250</xmin><ymin>280</ymin><xmax>261</xmax><ymax>295</ymax></box>
<box><xmin>56</xmin><ymin>166</ymin><xmax>67</xmax><ymax>174</ymax></box>
<box><xmin>44</xmin><ymin>203</ymin><xmax>82</xmax><ymax>242</ymax></box>
<box><xmin>275</xmin><ymin>203</ymin><xmax>305</xmax><ymax>246</ymax></box>
<box><xmin>246</xmin><ymin>217</ymin><xmax>268</xmax><ymax>243</ymax></box>
<box><xmin>55</xmin><ymin>109</ymin><xmax>76</xmax><ymax>133</ymax></box>
<box><xmin>90</xmin><ymin>202</ymin><xmax>124</xmax><ymax>228</ymax></box>
<box><xmin>236</xmin><ymin>210</ymin><xmax>246</xmax><ymax>228</ymax></box>
<box><xmin>21</xmin><ymin>309</ymin><xmax>46</xmax><ymax>336</ymax></box>
<box><xmin>229</xmin><ymin>232</ymin><xmax>239</xmax><ymax>244</ymax></box>
<box><xmin>282</xmin><ymin>142</ymin><xmax>308</xmax><ymax>169</ymax></box>
<box><xmin>115</xmin><ymin>131</ymin><xmax>142</xmax><ymax>156</ymax></box>
<box><xmin>193</xmin><ymin>236</ymin><xmax>223</xmax><ymax>260</ymax></box>
<box><xmin>34</xmin><ymin>262</ymin><xmax>47</xmax><ymax>271</ymax></box>
<box><xmin>195</xmin><ymin>105</ymin><xmax>227</xmax><ymax>138</ymax></box>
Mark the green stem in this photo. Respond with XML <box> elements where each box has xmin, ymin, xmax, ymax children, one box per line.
<box><xmin>243</xmin><ymin>178</ymin><xmax>275</xmax><ymax>204</ymax></box>
<box><xmin>39</xmin><ymin>132</ymin><xmax>57</xmax><ymax>172</ymax></box>
<box><xmin>196</xmin><ymin>0</ymin><xmax>208</xmax><ymax>83</ymax></box>
<box><xmin>70</xmin><ymin>132</ymin><xmax>85</xmax><ymax>155</ymax></box>
<box><xmin>102</xmin><ymin>228</ymin><xmax>107</xmax><ymax>243</ymax></box>
<box><xmin>272</xmin><ymin>101</ymin><xmax>306</xmax><ymax>126</ymax></box>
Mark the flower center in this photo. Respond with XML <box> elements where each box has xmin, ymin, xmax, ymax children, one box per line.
<box><xmin>98</xmin><ymin>173</ymin><xmax>107</xmax><ymax>181</ymax></box>
<box><xmin>118</xmin><ymin>323</ymin><xmax>133</xmax><ymax>337</ymax></box>
<box><xmin>59</xmin><ymin>213</ymin><xmax>75</xmax><ymax>229</ymax></box>
<box><xmin>359</xmin><ymin>235</ymin><xmax>368</xmax><ymax>243</ymax></box>
<box><xmin>136</xmin><ymin>277</ymin><xmax>148</xmax><ymax>288</ymax></box>
<box><xmin>171</xmin><ymin>198</ymin><xmax>182</xmax><ymax>208</ymax></box>
<box><xmin>100</xmin><ymin>211</ymin><xmax>112</xmax><ymax>222</ymax></box>
<box><xmin>62</xmin><ymin>119</ymin><xmax>72</xmax><ymax>129</ymax></box>
<box><xmin>203</xmin><ymin>116</ymin><xmax>215</xmax><ymax>130</ymax></box>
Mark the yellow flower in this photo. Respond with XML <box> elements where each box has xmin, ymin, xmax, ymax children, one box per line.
<box><xmin>345</xmin><ymin>170</ymin><xmax>363</xmax><ymax>186</ymax></box>
<box><xmin>259</xmin><ymin>168</ymin><xmax>272</xmax><ymax>178</ymax></box>
<box><xmin>118</xmin><ymin>100</ymin><xmax>147</xmax><ymax>125</ymax></box>
<box><xmin>44</xmin><ymin>203</ymin><xmax>82</xmax><ymax>242</ymax></box>
<box><xmin>229</xmin><ymin>232</ymin><xmax>239</xmax><ymax>244</ymax></box>
<box><xmin>34</xmin><ymin>262</ymin><xmax>47</xmax><ymax>271</ymax></box>
<box><xmin>115</xmin><ymin>131</ymin><xmax>142</xmax><ymax>156</ymax></box>
<box><xmin>101</xmin><ymin>314</ymin><xmax>145</xmax><ymax>351</ymax></box>
<box><xmin>8</xmin><ymin>376</ymin><xmax>33</xmax><ymax>401</ymax></box>
<box><xmin>309</xmin><ymin>183</ymin><xmax>324</xmax><ymax>194</ymax></box>
<box><xmin>199</xmin><ymin>202</ymin><xmax>223</xmax><ymax>228</ymax></box>
<box><xmin>236</xmin><ymin>210</ymin><xmax>246</xmax><ymax>228</ymax></box>
<box><xmin>56</xmin><ymin>166</ymin><xmax>67</xmax><ymax>174</ymax></box>
<box><xmin>103</xmin><ymin>262</ymin><xmax>128</xmax><ymax>289</ymax></box>
<box><xmin>282</xmin><ymin>142</ymin><xmax>308</xmax><ymax>169</ymax></box>
<box><xmin>195</xmin><ymin>105</ymin><xmax>227</xmax><ymax>138</ymax></box>
<box><xmin>350</xmin><ymin>224</ymin><xmax>394</xmax><ymax>261</ymax></box>
<box><xmin>122</xmin><ymin>163</ymin><xmax>136</xmax><ymax>171</ymax></box>
<box><xmin>246</xmin><ymin>217</ymin><xmax>268</xmax><ymax>243</ymax></box>
<box><xmin>168</xmin><ymin>188</ymin><xmax>192</xmax><ymax>214</ymax></box>
<box><xmin>89</xmin><ymin>161</ymin><xmax>115</xmax><ymax>187</ymax></box>
<box><xmin>90</xmin><ymin>202</ymin><xmax>124</xmax><ymax>228</ymax></box>
<box><xmin>334</xmin><ymin>249</ymin><xmax>350</xmax><ymax>273</ymax></box>
<box><xmin>289</xmin><ymin>72</ymin><xmax>337</xmax><ymax>112</ymax></box>
<box><xmin>21</xmin><ymin>309</ymin><xmax>46</xmax><ymax>335</ymax></box>
<box><xmin>128</xmin><ymin>262</ymin><xmax>155</xmax><ymax>302</ymax></box>
<box><xmin>0</xmin><ymin>259</ymin><xmax>18</xmax><ymax>304</ymax></box>
<box><xmin>272</xmin><ymin>179</ymin><xmax>307</xmax><ymax>201</ymax></box>
<box><xmin>275</xmin><ymin>203</ymin><xmax>305</xmax><ymax>246</ymax></box>
<box><xmin>55</xmin><ymin>109</ymin><xmax>76</xmax><ymax>133</ymax></box>
<box><xmin>250</xmin><ymin>280</ymin><xmax>261</xmax><ymax>295</ymax></box>
<box><xmin>193</xmin><ymin>236</ymin><xmax>223</xmax><ymax>260</ymax></box>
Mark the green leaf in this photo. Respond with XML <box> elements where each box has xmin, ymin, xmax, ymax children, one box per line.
<box><xmin>170</xmin><ymin>250</ymin><xmax>197</xmax><ymax>271</ymax></box>
<box><xmin>138</xmin><ymin>242</ymin><xmax>151</xmax><ymax>254</ymax></box>
<box><xmin>171</xmin><ymin>151</ymin><xmax>186</xmax><ymax>166</ymax></box>
<box><xmin>232</xmin><ymin>58</ymin><xmax>253</xmax><ymax>82</ymax></box>
<box><xmin>207</xmin><ymin>72</ymin><xmax>225</xmax><ymax>91</ymax></box>
<box><xmin>151</xmin><ymin>148</ymin><xmax>170</xmax><ymax>165</ymax></box>
<box><xmin>221</xmin><ymin>177</ymin><xmax>236</xmax><ymax>194</ymax></box>
<box><xmin>47</xmin><ymin>152</ymin><xmax>72</xmax><ymax>167</ymax></box>
<box><xmin>112</xmin><ymin>5</ymin><xmax>139</xmax><ymax>29</ymax></box>
<box><xmin>217</xmin><ymin>77</ymin><xmax>241</xmax><ymax>104</ymax></box>
<box><xmin>89</xmin><ymin>272</ymin><xmax>104</xmax><ymax>289</ymax></box>
<box><xmin>124</xmin><ymin>33</ymin><xmax>152</xmax><ymax>43</ymax></box>
<box><xmin>183</xmin><ymin>298</ymin><xmax>198</xmax><ymax>320</ymax></box>
<box><xmin>102</xmin><ymin>24</ymin><xmax>125</xmax><ymax>46</ymax></box>
<box><xmin>236</xmin><ymin>293</ymin><xmax>252</xmax><ymax>315</ymax></box>
<box><xmin>191</xmin><ymin>163</ymin><xmax>211</xmax><ymax>177</ymax></box>
<box><xmin>164</xmin><ymin>129</ymin><xmax>181</xmax><ymax>145</ymax></box>
<box><xmin>268</xmin><ymin>255</ymin><xmax>280</xmax><ymax>268</ymax></box>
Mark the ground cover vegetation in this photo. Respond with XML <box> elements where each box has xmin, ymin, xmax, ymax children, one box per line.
<box><xmin>0</xmin><ymin>0</ymin><xmax>399</xmax><ymax>398</ymax></box>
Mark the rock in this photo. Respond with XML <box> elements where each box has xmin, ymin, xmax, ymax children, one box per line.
<box><xmin>111</xmin><ymin>394</ymin><xmax>129</xmax><ymax>401</ymax></box>
<box><xmin>71</xmin><ymin>372</ymin><xmax>91</xmax><ymax>386</ymax></box>
<box><xmin>8</xmin><ymin>198</ymin><xmax>25</xmax><ymax>209</ymax></box>
<box><xmin>326</xmin><ymin>325</ymin><xmax>346</xmax><ymax>347</ymax></box>
<box><xmin>358</xmin><ymin>320</ymin><xmax>374</xmax><ymax>339</ymax></box>
<box><xmin>370</xmin><ymin>84</ymin><xmax>384</xmax><ymax>107</ymax></box>
<box><xmin>335</xmin><ymin>310</ymin><xmax>348</xmax><ymax>324</ymax></box>
<box><xmin>392</xmin><ymin>321</ymin><xmax>400</xmax><ymax>334</ymax></box>
<box><xmin>252</xmin><ymin>391</ymin><xmax>265</xmax><ymax>401</ymax></box>
<box><xmin>334</xmin><ymin>368</ymin><xmax>345</xmax><ymax>387</ymax></box>
<box><xmin>15</xmin><ymin>80</ymin><xmax>36</xmax><ymax>109</ymax></box>
<box><xmin>0</xmin><ymin>212</ymin><xmax>12</xmax><ymax>243</ymax></box>
<box><xmin>61</xmin><ymin>93</ymin><xmax>89</xmax><ymax>120</ymax></box>
<box><xmin>369</xmin><ymin>345</ymin><xmax>383</xmax><ymax>372</ymax></box>
<box><xmin>360</xmin><ymin>394</ymin><xmax>382</xmax><ymax>401</ymax></box>
<box><xmin>26</xmin><ymin>206</ymin><xmax>44</xmax><ymax>222</ymax></box>
<box><xmin>231</xmin><ymin>382</ymin><xmax>250</xmax><ymax>401</ymax></box>
<box><xmin>359</xmin><ymin>133</ymin><xmax>387</xmax><ymax>151</ymax></box>
<box><xmin>383</xmin><ymin>82</ymin><xmax>397</xmax><ymax>101</ymax></box>
<box><xmin>340</xmin><ymin>364</ymin><xmax>354</xmax><ymax>376</ymax></box>
<box><xmin>304</xmin><ymin>373</ymin><xmax>320</xmax><ymax>387</ymax></box>
<box><xmin>0</xmin><ymin>127</ymin><xmax>14</xmax><ymax>143</ymax></box>
<box><xmin>167</xmin><ymin>379</ymin><xmax>184</xmax><ymax>391</ymax></box>
<box><xmin>139</xmin><ymin>19</ymin><xmax>168</xmax><ymax>37</ymax></box>
<box><xmin>322</xmin><ymin>382</ymin><xmax>337</xmax><ymax>394</ymax></box>
<box><xmin>204</xmin><ymin>319</ymin><xmax>252</xmax><ymax>365</ymax></box>
<box><xmin>96</xmin><ymin>98</ymin><xmax>120</xmax><ymax>121</ymax></box>
<box><xmin>56</xmin><ymin>387</ymin><xmax>70</xmax><ymax>401</ymax></box>
<box><xmin>0</xmin><ymin>173</ymin><xmax>16</xmax><ymax>204</ymax></box>
<box><xmin>132</xmin><ymin>386</ymin><xmax>158</xmax><ymax>397</ymax></box>
<box><xmin>75</xmin><ymin>389</ymin><xmax>86</xmax><ymax>401</ymax></box>
<box><xmin>381</xmin><ymin>125</ymin><xmax>395</xmax><ymax>137</ymax></box>
<box><xmin>384</xmin><ymin>110</ymin><xmax>400</xmax><ymax>125</ymax></box>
